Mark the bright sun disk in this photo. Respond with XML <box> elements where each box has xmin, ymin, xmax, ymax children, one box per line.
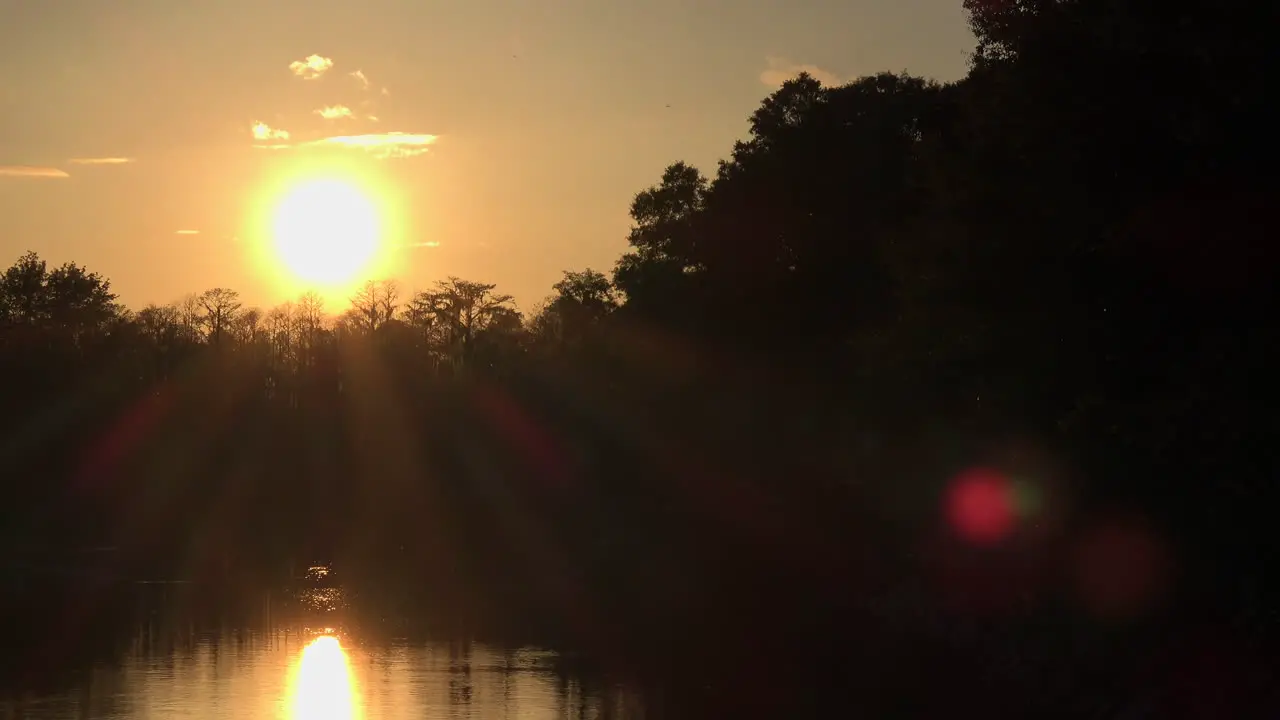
<box><xmin>272</xmin><ymin>179</ymin><xmax>380</xmax><ymax>286</ymax></box>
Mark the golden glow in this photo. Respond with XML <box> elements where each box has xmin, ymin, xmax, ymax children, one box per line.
<box><xmin>272</xmin><ymin>179</ymin><xmax>381</xmax><ymax>287</ymax></box>
<box><xmin>247</xmin><ymin>156</ymin><xmax>406</xmax><ymax>304</ymax></box>
<box><xmin>288</xmin><ymin>636</ymin><xmax>361</xmax><ymax>720</ymax></box>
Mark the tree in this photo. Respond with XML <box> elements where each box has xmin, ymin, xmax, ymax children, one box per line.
<box><xmin>406</xmin><ymin>277</ymin><xmax>516</xmax><ymax>370</ymax></box>
<box><xmin>295</xmin><ymin>291</ymin><xmax>327</xmax><ymax>369</ymax></box>
<box><xmin>0</xmin><ymin>252</ymin><xmax>119</xmax><ymax>366</ymax></box>
<box><xmin>349</xmin><ymin>280</ymin><xmax>400</xmax><ymax>336</ymax></box>
<box><xmin>612</xmin><ymin>163</ymin><xmax>707</xmax><ymax>322</ymax></box>
<box><xmin>532</xmin><ymin>269</ymin><xmax>617</xmax><ymax>351</ymax></box>
<box><xmin>739</xmin><ymin>72</ymin><xmax>827</xmax><ymax>157</ymax></box>
<box><xmin>232</xmin><ymin>307</ymin><xmax>264</xmax><ymax>347</ymax></box>
<box><xmin>0</xmin><ymin>251</ymin><xmax>50</xmax><ymax>326</ymax></box>
<box><xmin>198</xmin><ymin>288</ymin><xmax>243</xmax><ymax>345</ymax></box>
<box><xmin>135</xmin><ymin>303</ymin><xmax>181</xmax><ymax>345</ymax></box>
<box><xmin>44</xmin><ymin>262</ymin><xmax>119</xmax><ymax>341</ymax></box>
<box><xmin>552</xmin><ymin>269</ymin><xmax>616</xmax><ymax>314</ymax></box>
<box><xmin>962</xmin><ymin>0</ymin><xmax>1062</xmax><ymax>63</ymax></box>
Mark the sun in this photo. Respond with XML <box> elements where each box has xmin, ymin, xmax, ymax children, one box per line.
<box><xmin>272</xmin><ymin>178</ymin><xmax>381</xmax><ymax>287</ymax></box>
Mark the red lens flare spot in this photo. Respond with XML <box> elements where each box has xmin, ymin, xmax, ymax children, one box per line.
<box><xmin>1072</xmin><ymin>516</ymin><xmax>1169</xmax><ymax>621</ymax></box>
<box><xmin>946</xmin><ymin>468</ymin><xmax>1015</xmax><ymax>546</ymax></box>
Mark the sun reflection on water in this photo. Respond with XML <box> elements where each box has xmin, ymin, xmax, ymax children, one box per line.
<box><xmin>289</xmin><ymin>636</ymin><xmax>362</xmax><ymax>720</ymax></box>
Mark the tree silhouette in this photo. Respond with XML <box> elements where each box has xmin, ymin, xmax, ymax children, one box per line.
<box><xmin>197</xmin><ymin>287</ymin><xmax>242</xmax><ymax>345</ymax></box>
<box><xmin>531</xmin><ymin>270</ymin><xmax>616</xmax><ymax>352</ymax></box>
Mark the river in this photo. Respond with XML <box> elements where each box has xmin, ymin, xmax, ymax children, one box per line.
<box><xmin>1</xmin><ymin>627</ymin><xmax>646</xmax><ymax>719</ymax></box>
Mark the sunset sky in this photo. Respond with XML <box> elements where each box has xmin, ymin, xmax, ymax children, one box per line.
<box><xmin>0</xmin><ymin>0</ymin><xmax>972</xmax><ymax>311</ymax></box>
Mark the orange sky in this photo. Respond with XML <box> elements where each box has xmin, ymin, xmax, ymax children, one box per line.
<box><xmin>0</xmin><ymin>0</ymin><xmax>972</xmax><ymax>312</ymax></box>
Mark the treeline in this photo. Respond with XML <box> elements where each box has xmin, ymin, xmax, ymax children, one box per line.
<box><xmin>3</xmin><ymin>0</ymin><xmax>1278</xmax><ymax>714</ymax></box>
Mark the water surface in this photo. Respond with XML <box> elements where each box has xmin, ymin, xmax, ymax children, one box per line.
<box><xmin>2</xmin><ymin>628</ymin><xmax>645</xmax><ymax>719</ymax></box>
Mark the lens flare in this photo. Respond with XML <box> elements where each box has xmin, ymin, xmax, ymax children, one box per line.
<box><xmin>946</xmin><ymin>467</ymin><xmax>1015</xmax><ymax>545</ymax></box>
<box><xmin>1072</xmin><ymin>515</ymin><xmax>1170</xmax><ymax>621</ymax></box>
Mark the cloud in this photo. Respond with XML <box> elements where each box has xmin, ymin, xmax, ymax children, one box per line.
<box><xmin>760</xmin><ymin>56</ymin><xmax>845</xmax><ymax>88</ymax></box>
<box><xmin>252</xmin><ymin>131</ymin><xmax>437</xmax><ymax>159</ymax></box>
<box><xmin>251</xmin><ymin>121</ymin><xmax>290</xmax><ymax>141</ymax></box>
<box><xmin>406</xmin><ymin>241</ymin><xmax>440</xmax><ymax>248</ymax></box>
<box><xmin>0</xmin><ymin>166</ymin><xmax>69</xmax><ymax>178</ymax></box>
<box><xmin>175</xmin><ymin>229</ymin><xmax>200</xmax><ymax>235</ymax></box>
<box><xmin>68</xmin><ymin>157</ymin><xmax>135</xmax><ymax>165</ymax></box>
<box><xmin>304</xmin><ymin>132</ymin><xmax>437</xmax><ymax>159</ymax></box>
<box><xmin>289</xmin><ymin>54</ymin><xmax>334</xmax><ymax>80</ymax></box>
<box><xmin>315</xmin><ymin>105</ymin><xmax>354</xmax><ymax>120</ymax></box>
<box><xmin>251</xmin><ymin>58</ymin><xmax>429</xmax><ymax>159</ymax></box>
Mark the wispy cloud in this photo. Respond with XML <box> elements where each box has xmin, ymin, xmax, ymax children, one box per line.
<box><xmin>251</xmin><ymin>121</ymin><xmax>290</xmax><ymax>141</ymax></box>
<box><xmin>760</xmin><ymin>56</ymin><xmax>845</xmax><ymax>88</ymax></box>
<box><xmin>68</xmin><ymin>157</ymin><xmax>135</xmax><ymax>165</ymax></box>
<box><xmin>315</xmin><ymin>105</ymin><xmax>354</xmax><ymax>120</ymax></box>
<box><xmin>0</xmin><ymin>166</ymin><xmax>69</xmax><ymax>178</ymax></box>
<box><xmin>175</xmin><ymin>229</ymin><xmax>200</xmax><ymax>235</ymax></box>
<box><xmin>289</xmin><ymin>54</ymin><xmax>334</xmax><ymax>80</ymax></box>
<box><xmin>406</xmin><ymin>241</ymin><xmax>441</xmax><ymax>248</ymax></box>
<box><xmin>304</xmin><ymin>132</ymin><xmax>437</xmax><ymax>159</ymax></box>
<box><xmin>252</xmin><ymin>131</ymin><xmax>437</xmax><ymax>159</ymax></box>
<box><xmin>349</xmin><ymin>70</ymin><xmax>369</xmax><ymax>89</ymax></box>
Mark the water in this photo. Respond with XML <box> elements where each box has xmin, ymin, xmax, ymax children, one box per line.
<box><xmin>1</xmin><ymin>628</ymin><xmax>646</xmax><ymax>719</ymax></box>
